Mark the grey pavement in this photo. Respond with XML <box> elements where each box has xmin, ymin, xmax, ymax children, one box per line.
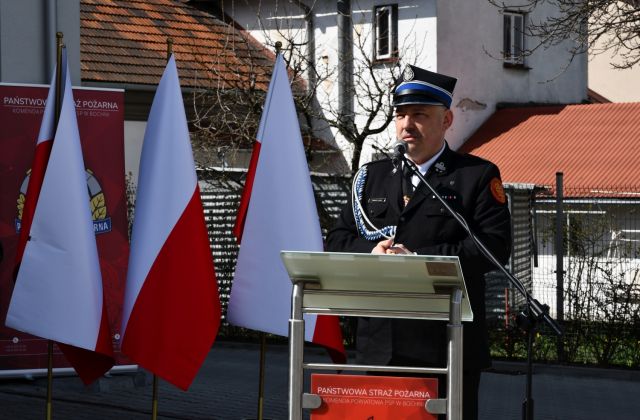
<box><xmin>0</xmin><ymin>341</ymin><xmax>639</xmax><ymax>419</ymax></box>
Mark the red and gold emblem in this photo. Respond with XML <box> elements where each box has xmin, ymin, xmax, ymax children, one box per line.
<box><xmin>489</xmin><ymin>177</ymin><xmax>506</xmax><ymax>204</ymax></box>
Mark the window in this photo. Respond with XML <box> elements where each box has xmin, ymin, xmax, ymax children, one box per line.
<box><xmin>503</xmin><ymin>12</ymin><xmax>525</xmax><ymax>65</ymax></box>
<box><xmin>373</xmin><ymin>4</ymin><xmax>398</xmax><ymax>61</ymax></box>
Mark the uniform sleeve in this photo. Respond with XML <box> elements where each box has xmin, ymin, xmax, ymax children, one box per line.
<box><xmin>415</xmin><ymin>162</ymin><xmax>511</xmax><ymax>275</ymax></box>
<box><xmin>326</xmin><ymin>189</ymin><xmax>378</xmax><ymax>254</ymax></box>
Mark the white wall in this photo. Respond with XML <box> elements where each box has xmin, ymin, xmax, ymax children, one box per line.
<box><xmin>0</xmin><ymin>0</ymin><xmax>81</xmax><ymax>85</ymax></box>
<box><xmin>587</xmin><ymin>2</ymin><xmax>640</xmax><ymax>103</ymax></box>
<box><xmin>589</xmin><ymin>42</ymin><xmax>640</xmax><ymax>102</ymax></box>
<box><xmin>124</xmin><ymin>120</ymin><xmax>146</xmax><ymax>186</ymax></box>
<box><xmin>436</xmin><ymin>0</ymin><xmax>588</xmax><ymax>150</ymax></box>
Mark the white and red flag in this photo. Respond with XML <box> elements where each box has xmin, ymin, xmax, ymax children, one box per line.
<box><xmin>121</xmin><ymin>55</ymin><xmax>221</xmax><ymax>391</ymax></box>
<box><xmin>228</xmin><ymin>54</ymin><xmax>345</xmax><ymax>362</ymax></box>
<box><xmin>5</xmin><ymin>48</ymin><xmax>114</xmax><ymax>384</ymax></box>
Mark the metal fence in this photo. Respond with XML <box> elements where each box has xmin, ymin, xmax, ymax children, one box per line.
<box><xmin>487</xmin><ymin>179</ymin><xmax>640</xmax><ymax>367</ymax></box>
<box><xmin>485</xmin><ymin>185</ymin><xmax>536</xmax><ymax>327</ymax></box>
<box><xmin>528</xmin><ymin>183</ymin><xmax>640</xmax><ymax>367</ymax></box>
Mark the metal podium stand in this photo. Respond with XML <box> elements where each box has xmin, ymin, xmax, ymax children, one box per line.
<box><xmin>281</xmin><ymin>251</ymin><xmax>473</xmax><ymax>420</ymax></box>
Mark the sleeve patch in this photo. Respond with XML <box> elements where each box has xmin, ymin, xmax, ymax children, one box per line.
<box><xmin>489</xmin><ymin>177</ymin><xmax>506</xmax><ymax>204</ymax></box>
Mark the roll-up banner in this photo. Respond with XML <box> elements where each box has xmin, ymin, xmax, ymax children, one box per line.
<box><xmin>0</xmin><ymin>83</ymin><xmax>130</xmax><ymax>373</ymax></box>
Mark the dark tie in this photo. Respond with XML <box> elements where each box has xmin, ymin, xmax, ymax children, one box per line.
<box><xmin>402</xmin><ymin>164</ymin><xmax>414</xmax><ymax>207</ymax></box>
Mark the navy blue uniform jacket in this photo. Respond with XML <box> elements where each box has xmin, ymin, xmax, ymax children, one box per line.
<box><xmin>326</xmin><ymin>144</ymin><xmax>511</xmax><ymax>370</ymax></box>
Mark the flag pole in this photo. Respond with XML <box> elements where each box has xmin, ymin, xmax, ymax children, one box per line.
<box><xmin>44</xmin><ymin>31</ymin><xmax>64</xmax><ymax>420</ymax></box>
<box><xmin>148</xmin><ymin>37</ymin><xmax>175</xmax><ymax>420</ymax></box>
<box><xmin>256</xmin><ymin>333</ymin><xmax>267</xmax><ymax>420</ymax></box>
<box><xmin>151</xmin><ymin>374</ymin><xmax>159</xmax><ymax>419</ymax></box>
<box><xmin>46</xmin><ymin>339</ymin><xmax>53</xmax><ymax>420</ymax></box>
<box><xmin>167</xmin><ymin>37</ymin><xmax>174</xmax><ymax>60</ymax></box>
<box><xmin>251</xmin><ymin>41</ymin><xmax>283</xmax><ymax>420</ymax></box>
<box><xmin>54</xmin><ymin>33</ymin><xmax>63</xmax><ymax>118</ymax></box>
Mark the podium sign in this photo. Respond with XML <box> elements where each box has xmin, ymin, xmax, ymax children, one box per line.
<box><xmin>281</xmin><ymin>251</ymin><xmax>472</xmax><ymax>321</ymax></box>
<box><xmin>311</xmin><ymin>374</ymin><xmax>438</xmax><ymax>419</ymax></box>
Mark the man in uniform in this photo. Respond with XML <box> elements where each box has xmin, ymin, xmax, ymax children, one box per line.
<box><xmin>326</xmin><ymin>65</ymin><xmax>511</xmax><ymax>420</ymax></box>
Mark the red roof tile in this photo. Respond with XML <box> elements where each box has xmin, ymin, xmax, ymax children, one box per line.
<box><xmin>79</xmin><ymin>0</ymin><xmax>336</xmax><ymax>155</ymax></box>
<box><xmin>459</xmin><ymin>103</ymin><xmax>640</xmax><ymax>197</ymax></box>
<box><xmin>80</xmin><ymin>0</ymin><xmax>275</xmax><ymax>89</ymax></box>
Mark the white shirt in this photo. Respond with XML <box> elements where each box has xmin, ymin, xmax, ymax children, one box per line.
<box><xmin>406</xmin><ymin>142</ymin><xmax>446</xmax><ymax>188</ymax></box>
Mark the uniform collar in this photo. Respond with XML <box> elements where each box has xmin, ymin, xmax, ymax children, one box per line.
<box><xmin>429</xmin><ymin>141</ymin><xmax>453</xmax><ymax>176</ymax></box>
<box><xmin>398</xmin><ymin>142</ymin><xmax>452</xmax><ymax>213</ymax></box>
<box><xmin>408</xmin><ymin>142</ymin><xmax>446</xmax><ymax>175</ymax></box>
<box><xmin>406</xmin><ymin>141</ymin><xmax>452</xmax><ymax>178</ymax></box>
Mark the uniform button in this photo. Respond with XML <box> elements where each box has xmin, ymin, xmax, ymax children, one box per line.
<box><xmin>399</xmin><ymin>216</ymin><xmax>406</xmax><ymax>222</ymax></box>
<box><xmin>440</xmin><ymin>208</ymin><xmax>445</xmax><ymax>213</ymax></box>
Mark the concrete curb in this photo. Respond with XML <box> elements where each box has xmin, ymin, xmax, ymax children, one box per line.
<box><xmin>217</xmin><ymin>341</ymin><xmax>640</xmax><ymax>382</ymax></box>
<box><xmin>490</xmin><ymin>360</ymin><xmax>640</xmax><ymax>381</ymax></box>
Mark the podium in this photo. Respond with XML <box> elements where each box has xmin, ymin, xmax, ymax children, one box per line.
<box><xmin>281</xmin><ymin>251</ymin><xmax>472</xmax><ymax>420</ymax></box>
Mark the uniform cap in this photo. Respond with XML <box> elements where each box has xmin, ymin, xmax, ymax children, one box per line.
<box><xmin>393</xmin><ymin>65</ymin><xmax>457</xmax><ymax>108</ymax></box>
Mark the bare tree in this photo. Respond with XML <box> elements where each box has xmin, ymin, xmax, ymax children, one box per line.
<box><xmin>260</xmin><ymin>3</ymin><xmax>431</xmax><ymax>173</ymax></box>
<box><xmin>187</xmin><ymin>1</ymin><xmax>424</xmax><ymax>174</ymax></box>
<box><xmin>490</xmin><ymin>0</ymin><xmax>640</xmax><ymax>69</ymax></box>
<box><xmin>186</xmin><ymin>24</ymin><xmax>274</xmax><ymax>174</ymax></box>
<box><xmin>318</xmin><ymin>26</ymin><xmax>400</xmax><ymax>173</ymax></box>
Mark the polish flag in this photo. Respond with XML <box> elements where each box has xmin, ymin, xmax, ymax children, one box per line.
<box><xmin>6</xmin><ymin>48</ymin><xmax>114</xmax><ymax>384</ymax></box>
<box><xmin>121</xmin><ymin>55</ymin><xmax>221</xmax><ymax>391</ymax></box>
<box><xmin>228</xmin><ymin>55</ymin><xmax>345</xmax><ymax>362</ymax></box>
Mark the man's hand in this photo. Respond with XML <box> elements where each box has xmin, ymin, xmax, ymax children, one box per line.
<box><xmin>372</xmin><ymin>239</ymin><xmax>414</xmax><ymax>255</ymax></box>
<box><xmin>386</xmin><ymin>243</ymin><xmax>413</xmax><ymax>255</ymax></box>
<box><xmin>372</xmin><ymin>238</ymin><xmax>393</xmax><ymax>254</ymax></box>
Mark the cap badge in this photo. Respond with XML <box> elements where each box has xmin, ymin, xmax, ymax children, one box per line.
<box><xmin>403</xmin><ymin>66</ymin><xmax>414</xmax><ymax>82</ymax></box>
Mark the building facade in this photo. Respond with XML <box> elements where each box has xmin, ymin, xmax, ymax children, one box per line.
<box><xmin>228</xmin><ymin>0</ymin><xmax>588</xmax><ymax>168</ymax></box>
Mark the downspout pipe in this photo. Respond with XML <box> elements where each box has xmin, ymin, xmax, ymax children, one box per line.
<box><xmin>291</xmin><ymin>1</ymin><xmax>316</xmax><ymax>92</ymax></box>
<box><xmin>337</xmin><ymin>0</ymin><xmax>353</xmax><ymax>128</ymax></box>
<box><xmin>45</xmin><ymin>0</ymin><xmax>57</xmax><ymax>80</ymax></box>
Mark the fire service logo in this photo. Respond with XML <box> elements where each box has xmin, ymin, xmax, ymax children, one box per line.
<box><xmin>16</xmin><ymin>169</ymin><xmax>112</xmax><ymax>234</ymax></box>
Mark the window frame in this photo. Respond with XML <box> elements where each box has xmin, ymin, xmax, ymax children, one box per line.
<box><xmin>503</xmin><ymin>11</ymin><xmax>526</xmax><ymax>67</ymax></box>
<box><xmin>373</xmin><ymin>4</ymin><xmax>398</xmax><ymax>63</ymax></box>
